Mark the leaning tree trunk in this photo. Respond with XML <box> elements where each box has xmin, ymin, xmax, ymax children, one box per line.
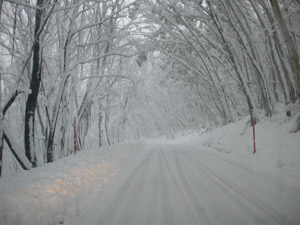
<box><xmin>269</xmin><ymin>0</ymin><xmax>300</xmax><ymax>132</ymax></box>
<box><xmin>208</xmin><ymin>1</ymin><xmax>257</xmax><ymax>119</ymax></box>
<box><xmin>269</xmin><ymin>0</ymin><xmax>300</xmax><ymax>98</ymax></box>
<box><xmin>0</xmin><ymin>0</ymin><xmax>4</xmax><ymax>178</ymax></box>
<box><xmin>24</xmin><ymin>0</ymin><xmax>44</xmax><ymax>167</ymax></box>
<box><xmin>0</xmin><ymin>73</ymin><xmax>3</xmax><ymax>177</ymax></box>
<box><xmin>47</xmin><ymin>4</ymin><xmax>77</xmax><ymax>163</ymax></box>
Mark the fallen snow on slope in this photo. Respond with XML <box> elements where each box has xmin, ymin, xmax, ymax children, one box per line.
<box><xmin>148</xmin><ymin>104</ymin><xmax>300</xmax><ymax>187</ymax></box>
<box><xmin>0</xmin><ymin>142</ymin><xmax>144</xmax><ymax>225</ymax></box>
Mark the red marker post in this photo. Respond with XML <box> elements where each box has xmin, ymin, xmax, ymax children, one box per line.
<box><xmin>73</xmin><ymin>117</ymin><xmax>77</xmax><ymax>155</ymax></box>
<box><xmin>252</xmin><ymin>116</ymin><xmax>256</xmax><ymax>154</ymax></box>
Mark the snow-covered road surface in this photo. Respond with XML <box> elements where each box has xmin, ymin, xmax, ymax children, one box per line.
<box><xmin>73</xmin><ymin>144</ymin><xmax>300</xmax><ymax>225</ymax></box>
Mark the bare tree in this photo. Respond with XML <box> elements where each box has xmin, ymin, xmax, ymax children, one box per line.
<box><xmin>0</xmin><ymin>0</ymin><xmax>4</xmax><ymax>177</ymax></box>
<box><xmin>269</xmin><ymin>0</ymin><xmax>300</xmax><ymax>98</ymax></box>
<box><xmin>24</xmin><ymin>0</ymin><xmax>45</xmax><ymax>167</ymax></box>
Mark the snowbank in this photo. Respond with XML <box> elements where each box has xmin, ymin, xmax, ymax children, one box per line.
<box><xmin>0</xmin><ymin>142</ymin><xmax>144</xmax><ymax>225</ymax></box>
<box><xmin>198</xmin><ymin>111</ymin><xmax>300</xmax><ymax>181</ymax></box>
<box><xmin>147</xmin><ymin>105</ymin><xmax>300</xmax><ymax>187</ymax></box>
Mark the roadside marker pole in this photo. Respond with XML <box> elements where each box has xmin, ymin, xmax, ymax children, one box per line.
<box><xmin>74</xmin><ymin>117</ymin><xmax>77</xmax><ymax>155</ymax></box>
<box><xmin>252</xmin><ymin>116</ymin><xmax>256</xmax><ymax>154</ymax></box>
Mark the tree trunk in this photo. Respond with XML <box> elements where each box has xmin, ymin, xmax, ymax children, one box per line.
<box><xmin>0</xmin><ymin>0</ymin><xmax>3</xmax><ymax>19</ymax></box>
<box><xmin>208</xmin><ymin>1</ymin><xmax>257</xmax><ymax>118</ymax></box>
<box><xmin>46</xmin><ymin>75</ymin><xmax>70</xmax><ymax>163</ymax></box>
<box><xmin>269</xmin><ymin>0</ymin><xmax>300</xmax><ymax>98</ymax></box>
<box><xmin>24</xmin><ymin>0</ymin><xmax>44</xmax><ymax>167</ymax></box>
<box><xmin>98</xmin><ymin>110</ymin><xmax>103</xmax><ymax>147</ymax></box>
<box><xmin>0</xmin><ymin>0</ymin><xmax>4</xmax><ymax>178</ymax></box>
<box><xmin>46</xmin><ymin>4</ymin><xmax>77</xmax><ymax>163</ymax></box>
<box><xmin>3</xmin><ymin>129</ymin><xmax>32</xmax><ymax>171</ymax></box>
<box><xmin>0</xmin><ymin>72</ymin><xmax>3</xmax><ymax>177</ymax></box>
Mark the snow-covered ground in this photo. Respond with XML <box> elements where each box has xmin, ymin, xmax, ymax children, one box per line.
<box><xmin>70</xmin><ymin>144</ymin><xmax>300</xmax><ymax>225</ymax></box>
<box><xmin>0</xmin><ymin>142</ymin><xmax>144</xmax><ymax>225</ymax></box>
<box><xmin>0</xmin><ymin>105</ymin><xmax>299</xmax><ymax>225</ymax></box>
<box><xmin>148</xmin><ymin>105</ymin><xmax>300</xmax><ymax>187</ymax></box>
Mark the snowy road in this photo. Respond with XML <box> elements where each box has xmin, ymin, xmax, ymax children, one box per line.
<box><xmin>74</xmin><ymin>144</ymin><xmax>300</xmax><ymax>225</ymax></box>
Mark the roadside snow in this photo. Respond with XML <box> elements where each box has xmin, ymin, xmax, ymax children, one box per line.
<box><xmin>147</xmin><ymin>105</ymin><xmax>300</xmax><ymax>187</ymax></box>
<box><xmin>0</xmin><ymin>142</ymin><xmax>144</xmax><ymax>225</ymax></box>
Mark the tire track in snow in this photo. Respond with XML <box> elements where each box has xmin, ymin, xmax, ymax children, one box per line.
<box><xmin>180</xmin><ymin>149</ymin><xmax>295</xmax><ymax>225</ymax></box>
<box><xmin>161</xmin><ymin>148</ymin><xmax>198</xmax><ymax>225</ymax></box>
<box><xmin>175</xmin><ymin>149</ymin><xmax>253</xmax><ymax>225</ymax></box>
<box><xmin>157</xmin><ymin>149</ymin><xmax>176</xmax><ymax>225</ymax></box>
<box><xmin>173</xmin><ymin>149</ymin><xmax>213</xmax><ymax>225</ymax></box>
<box><xmin>87</xmin><ymin>144</ymin><xmax>298</xmax><ymax>225</ymax></box>
<box><xmin>142</xmin><ymin>149</ymin><xmax>160</xmax><ymax>225</ymax></box>
<box><xmin>190</xmin><ymin>146</ymin><xmax>300</xmax><ymax>193</ymax></box>
<box><xmin>114</xmin><ymin>149</ymin><xmax>154</xmax><ymax>225</ymax></box>
<box><xmin>177</xmin><ymin>148</ymin><xmax>265</xmax><ymax>224</ymax></box>
<box><xmin>97</xmin><ymin>149</ymin><xmax>155</xmax><ymax>225</ymax></box>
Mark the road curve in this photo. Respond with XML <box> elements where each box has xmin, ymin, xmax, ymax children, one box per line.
<box><xmin>76</xmin><ymin>144</ymin><xmax>300</xmax><ymax>225</ymax></box>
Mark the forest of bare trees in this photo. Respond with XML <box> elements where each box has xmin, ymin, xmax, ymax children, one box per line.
<box><xmin>0</xmin><ymin>0</ymin><xmax>299</xmax><ymax>177</ymax></box>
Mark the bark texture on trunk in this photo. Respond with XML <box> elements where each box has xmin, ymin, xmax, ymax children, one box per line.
<box><xmin>269</xmin><ymin>0</ymin><xmax>300</xmax><ymax>98</ymax></box>
<box><xmin>24</xmin><ymin>0</ymin><xmax>44</xmax><ymax>167</ymax></box>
